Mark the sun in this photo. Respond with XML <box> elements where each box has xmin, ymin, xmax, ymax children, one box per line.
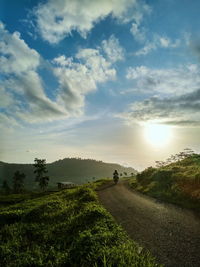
<box><xmin>144</xmin><ymin>123</ymin><xmax>172</xmax><ymax>147</ymax></box>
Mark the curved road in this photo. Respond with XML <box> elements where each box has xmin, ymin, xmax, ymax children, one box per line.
<box><xmin>97</xmin><ymin>181</ymin><xmax>200</xmax><ymax>267</ymax></box>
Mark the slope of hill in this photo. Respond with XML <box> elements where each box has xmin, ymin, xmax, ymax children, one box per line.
<box><xmin>0</xmin><ymin>182</ymin><xmax>158</xmax><ymax>266</ymax></box>
<box><xmin>0</xmin><ymin>158</ymin><xmax>137</xmax><ymax>189</ymax></box>
<box><xmin>130</xmin><ymin>154</ymin><xmax>200</xmax><ymax>211</ymax></box>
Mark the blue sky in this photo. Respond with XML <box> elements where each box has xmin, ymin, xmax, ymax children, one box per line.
<box><xmin>1</xmin><ymin>0</ymin><xmax>200</xmax><ymax>169</ymax></box>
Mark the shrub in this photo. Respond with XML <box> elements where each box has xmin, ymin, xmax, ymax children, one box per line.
<box><xmin>136</xmin><ymin>167</ymin><xmax>156</xmax><ymax>183</ymax></box>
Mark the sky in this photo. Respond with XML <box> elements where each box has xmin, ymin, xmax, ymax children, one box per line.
<box><xmin>0</xmin><ymin>0</ymin><xmax>200</xmax><ymax>170</ymax></box>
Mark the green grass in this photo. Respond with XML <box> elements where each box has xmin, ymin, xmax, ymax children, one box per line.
<box><xmin>0</xmin><ymin>182</ymin><xmax>159</xmax><ymax>267</ymax></box>
<box><xmin>130</xmin><ymin>155</ymin><xmax>200</xmax><ymax>212</ymax></box>
<box><xmin>0</xmin><ymin>191</ymin><xmax>56</xmax><ymax>208</ymax></box>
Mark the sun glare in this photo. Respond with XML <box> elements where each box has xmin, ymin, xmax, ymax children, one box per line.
<box><xmin>144</xmin><ymin>123</ymin><xmax>172</xmax><ymax>147</ymax></box>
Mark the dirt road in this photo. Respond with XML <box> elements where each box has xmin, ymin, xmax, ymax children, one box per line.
<box><xmin>97</xmin><ymin>181</ymin><xmax>200</xmax><ymax>267</ymax></box>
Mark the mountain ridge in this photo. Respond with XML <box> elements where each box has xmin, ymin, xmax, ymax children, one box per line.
<box><xmin>0</xmin><ymin>157</ymin><xmax>137</xmax><ymax>189</ymax></box>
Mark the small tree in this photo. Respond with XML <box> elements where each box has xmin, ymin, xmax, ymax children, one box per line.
<box><xmin>123</xmin><ymin>172</ymin><xmax>127</xmax><ymax>177</ymax></box>
<box><xmin>13</xmin><ymin>171</ymin><xmax>25</xmax><ymax>193</ymax></box>
<box><xmin>2</xmin><ymin>179</ymin><xmax>10</xmax><ymax>194</ymax></box>
<box><xmin>33</xmin><ymin>158</ymin><xmax>49</xmax><ymax>191</ymax></box>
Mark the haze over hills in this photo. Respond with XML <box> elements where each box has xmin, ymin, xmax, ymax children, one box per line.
<box><xmin>0</xmin><ymin>158</ymin><xmax>137</xmax><ymax>189</ymax></box>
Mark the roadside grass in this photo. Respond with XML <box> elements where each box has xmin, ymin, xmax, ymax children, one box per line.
<box><xmin>0</xmin><ymin>179</ymin><xmax>110</xmax><ymax>208</ymax></box>
<box><xmin>0</xmin><ymin>182</ymin><xmax>160</xmax><ymax>267</ymax></box>
<box><xmin>0</xmin><ymin>191</ymin><xmax>56</xmax><ymax>208</ymax></box>
<box><xmin>129</xmin><ymin>155</ymin><xmax>200</xmax><ymax>212</ymax></box>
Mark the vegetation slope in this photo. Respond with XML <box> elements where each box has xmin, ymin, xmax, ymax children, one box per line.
<box><xmin>130</xmin><ymin>153</ymin><xmax>200</xmax><ymax>212</ymax></box>
<box><xmin>0</xmin><ymin>158</ymin><xmax>136</xmax><ymax>190</ymax></box>
<box><xmin>0</xmin><ymin>181</ymin><xmax>158</xmax><ymax>267</ymax></box>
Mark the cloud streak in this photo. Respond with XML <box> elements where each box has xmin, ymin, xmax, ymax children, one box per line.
<box><xmin>121</xmin><ymin>63</ymin><xmax>200</xmax><ymax>126</ymax></box>
<box><xmin>134</xmin><ymin>34</ymin><xmax>180</xmax><ymax>56</ymax></box>
<box><xmin>120</xmin><ymin>88</ymin><xmax>200</xmax><ymax>126</ymax></box>
<box><xmin>126</xmin><ymin>64</ymin><xmax>200</xmax><ymax>95</ymax></box>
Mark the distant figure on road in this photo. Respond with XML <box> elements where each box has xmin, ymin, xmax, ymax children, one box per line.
<box><xmin>113</xmin><ymin>170</ymin><xmax>119</xmax><ymax>184</ymax></box>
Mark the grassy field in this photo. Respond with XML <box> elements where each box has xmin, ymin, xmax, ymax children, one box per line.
<box><xmin>130</xmin><ymin>154</ymin><xmax>200</xmax><ymax>212</ymax></box>
<box><xmin>0</xmin><ymin>180</ymin><xmax>159</xmax><ymax>267</ymax></box>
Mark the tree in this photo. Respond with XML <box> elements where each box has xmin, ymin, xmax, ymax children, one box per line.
<box><xmin>131</xmin><ymin>172</ymin><xmax>134</xmax><ymax>177</ymax></box>
<box><xmin>2</xmin><ymin>179</ymin><xmax>10</xmax><ymax>194</ymax></box>
<box><xmin>155</xmin><ymin>160</ymin><xmax>166</xmax><ymax>168</ymax></box>
<box><xmin>123</xmin><ymin>172</ymin><xmax>127</xmax><ymax>176</ymax></box>
<box><xmin>13</xmin><ymin>171</ymin><xmax>25</xmax><ymax>193</ymax></box>
<box><xmin>155</xmin><ymin>148</ymin><xmax>196</xmax><ymax>168</ymax></box>
<box><xmin>33</xmin><ymin>158</ymin><xmax>49</xmax><ymax>191</ymax></box>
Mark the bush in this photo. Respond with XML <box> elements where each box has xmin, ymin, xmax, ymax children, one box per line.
<box><xmin>136</xmin><ymin>167</ymin><xmax>156</xmax><ymax>184</ymax></box>
<box><xmin>130</xmin><ymin>155</ymin><xmax>200</xmax><ymax>211</ymax></box>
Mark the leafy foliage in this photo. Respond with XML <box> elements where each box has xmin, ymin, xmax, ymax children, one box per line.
<box><xmin>131</xmin><ymin>152</ymin><xmax>200</xmax><ymax>211</ymax></box>
<box><xmin>33</xmin><ymin>158</ymin><xmax>49</xmax><ymax>191</ymax></box>
<box><xmin>2</xmin><ymin>180</ymin><xmax>10</xmax><ymax>194</ymax></box>
<box><xmin>13</xmin><ymin>171</ymin><xmax>25</xmax><ymax>193</ymax></box>
<box><xmin>0</xmin><ymin>184</ymin><xmax>159</xmax><ymax>267</ymax></box>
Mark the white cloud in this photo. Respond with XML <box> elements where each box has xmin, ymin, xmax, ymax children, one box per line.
<box><xmin>101</xmin><ymin>35</ymin><xmax>124</xmax><ymax>63</ymax></box>
<box><xmin>0</xmin><ymin>22</ymin><xmax>120</xmax><ymax>124</ymax></box>
<box><xmin>0</xmin><ymin>23</ymin><xmax>122</xmax><ymax>125</ymax></box>
<box><xmin>122</xmin><ymin>64</ymin><xmax>200</xmax><ymax>126</ymax></box>
<box><xmin>135</xmin><ymin>34</ymin><xmax>180</xmax><ymax>56</ymax></box>
<box><xmin>126</xmin><ymin>64</ymin><xmax>200</xmax><ymax>95</ymax></box>
<box><xmin>53</xmin><ymin>45</ymin><xmax>117</xmax><ymax>113</ymax></box>
<box><xmin>0</xmin><ymin>24</ymin><xmax>40</xmax><ymax>74</ymax></box>
<box><xmin>0</xmin><ymin>86</ymin><xmax>13</xmax><ymax>108</ymax></box>
<box><xmin>34</xmin><ymin>0</ymin><xmax>150</xmax><ymax>44</ymax></box>
<box><xmin>11</xmin><ymin>71</ymin><xmax>68</xmax><ymax>122</ymax></box>
<box><xmin>130</xmin><ymin>22</ymin><xmax>146</xmax><ymax>42</ymax></box>
<box><xmin>0</xmin><ymin>113</ymin><xmax>19</xmax><ymax>127</ymax></box>
<box><xmin>0</xmin><ymin>22</ymin><xmax>67</xmax><ymax>123</ymax></box>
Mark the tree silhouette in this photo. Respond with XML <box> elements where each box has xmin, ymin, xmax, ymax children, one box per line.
<box><xmin>155</xmin><ymin>148</ymin><xmax>196</xmax><ymax>168</ymax></box>
<box><xmin>2</xmin><ymin>179</ymin><xmax>10</xmax><ymax>194</ymax></box>
<box><xmin>33</xmin><ymin>158</ymin><xmax>49</xmax><ymax>191</ymax></box>
<box><xmin>123</xmin><ymin>172</ymin><xmax>127</xmax><ymax>176</ymax></box>
<box><xmin>13</xmin><ymin>171</ymin><xmax>25</xmax><ymax>193</ymax></box>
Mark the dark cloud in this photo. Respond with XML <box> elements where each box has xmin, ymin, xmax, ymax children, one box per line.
<box><xmin>125</xmin><ymin>89</ymin><xmax>200</xmax><ymax>126</ymax></box>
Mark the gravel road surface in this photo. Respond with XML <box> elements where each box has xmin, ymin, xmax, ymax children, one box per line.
<box><xmin>97</xmin><ymin>181</ymin><xmax>200</xmax><ymax>267</ymax></box>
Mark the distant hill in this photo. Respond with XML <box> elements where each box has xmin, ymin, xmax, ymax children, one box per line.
<box><xmin>0</xmin><ymin>158</ymin><xmax>137</xmax><ymax>189</ymax></box>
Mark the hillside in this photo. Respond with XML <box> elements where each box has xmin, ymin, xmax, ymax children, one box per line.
<box><xmin>130</xmin><ymin>153</ymin><xmax>200</xmax><ymax>211</ymax></box>
<box><xmin>0</xmin><ymin>182</ymin><xmax>158</xmax><ymax>266</ymax></box>
<box><xmin>0</xmin><ymin>158</ymin><xmax>137</xmax><ymax>190</ymax></box>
